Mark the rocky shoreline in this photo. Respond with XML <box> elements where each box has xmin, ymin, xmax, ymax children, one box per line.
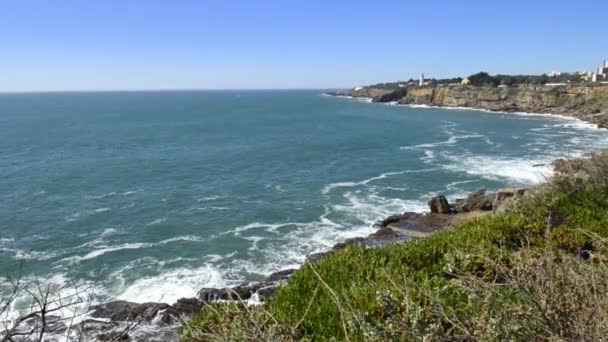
<box><xmin>24</xmin><ymin>186</ymin><xmax>530</xmax><ymax>341</ymax></box>
<box><xmin>12</xmin><ymin>86</ymin><xmax>607</xmax><ymax>340</ymax></box>
<box><xmin>326</xmin><ymin>83</ymin><xmax>608</xmax><ymax>128</ymax></box>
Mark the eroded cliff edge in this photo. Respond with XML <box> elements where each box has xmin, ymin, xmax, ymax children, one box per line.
<box><xmin>330</xmin><ymin>84</ymin><xmax>608</xmax><ymax>127</ymax></box>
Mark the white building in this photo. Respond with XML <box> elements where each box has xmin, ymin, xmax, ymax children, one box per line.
<box><xmin>595</xmin><ymin>60</ymin><xmax>608</xmax><ymax>81</ymax></box>
<box><xmin>419</xmin><ymin>73</ymin><xmax>425</xmax><ymax>86</ymax></box>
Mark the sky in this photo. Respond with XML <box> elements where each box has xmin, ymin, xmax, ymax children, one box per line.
<box><xmin>1</xmin><ymin>0</ymin><xmax>607</xmax><ymax>91</ymax></box>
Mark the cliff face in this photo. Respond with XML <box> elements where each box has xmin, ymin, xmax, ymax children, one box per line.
<box><xmin>342</xmin><ymin>84</ymin><xmax>608</xmax><ymax>128</ymax></box>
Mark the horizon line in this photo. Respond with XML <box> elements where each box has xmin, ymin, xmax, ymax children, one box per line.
<box><xmin>0</xmin><ymin>87</ymin><xmax>347</xmax><ymax>95</ymax></box>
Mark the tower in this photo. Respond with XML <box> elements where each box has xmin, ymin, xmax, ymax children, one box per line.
<box><xmin>419</xmin><ymin>73</ymin><xmax>425</xmax><ymax>86</ymax></box>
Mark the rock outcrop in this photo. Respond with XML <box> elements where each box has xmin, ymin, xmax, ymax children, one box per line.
<box><xmin>428</xmin><ymin>195</ymin><xmax>450</xmax><ymax>214</ymax></box>
<box><xmin>453</xmin><ymin>187</ymin><xmax>494</xmax><ymax>213</ymax></box>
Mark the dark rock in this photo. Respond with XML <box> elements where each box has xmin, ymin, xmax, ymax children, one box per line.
<box><xmin>428</xmin><ymin>195</ymin><xmax>451</xmax><ymax>214</ymax></box>
<box><xmin>372</xmin><ymin>88</ymin><xmax>408</xmax><ymax>102</ymax></box>
<box><xmin>374</xmin><ymin>214</ymin><xmax>402</xmax><ymax>228</ymax></box>
<box><xmin>89</xmin><ymin>301</ymin><xmax>170</xmax><ymax>322</ymax></box>
<box><xmin>197</xmin><ymin>286</ymin><xmax>248</xmax><ymax>301</ymax></box>
<box><xmin>158</xmin><ymin>297</ymin><xmax>207</xmax><ymax>325</ymax></box>
<box><xmin>171</xmin><ymin>297</ymin><xmax>206</xmax><ymax>316</ymax></box>
<box><xmin>454</xmin><ymin>187</ymin><xmax>493</xmax><ymax>212</ymax></box>
<box><xmin>265</xmin><ymin>269</ymin><xmax>295</xmax><ymax>282</ymax></box>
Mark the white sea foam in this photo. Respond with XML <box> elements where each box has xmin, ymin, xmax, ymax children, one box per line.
<box><xmin>322</xmin><ymin>169</ymin><xmax>437</xmax><ymax>194</ymax></box>
<box><xmin>101</xmin><ymin>228</ymin><xmax>118</xmax><ymax>237</ymax></box>
<box><xmin>13</xmin><ymin>249</ymin><xmax>60</xmax><ymax>261</ymax></box>
<box><xmin>228</xmin><ymin>222</ymin><xmax>297</xmax><ymax>235</ymax></box>
<box><xmin>84</xmin><ymin>192</ymin><xmax>117</xmax><ymax>200</ymax></box>
<box><xmin>445</xmin><ymin>179</ymin><xmax>480</xmax><ymax>190</ymax></box>
<box><xmin>66</xmin><ymin>207</ymin><xmax>111</xmax><ymax>222</ymax></box>
<box><xmin>443</xmin><ymin>155</ymin><xmax>553</xmax><ymax>185</ymax></box>
<box><xmin>384</xmin><ymin>186</ymin><xmax>409</xmax><ymax>191</ymax></box>
<box><xmin>145</xmin><ymin>217</ymin><xmax>167</xmax><ymax>226</ymax></box>
<box><xmin>244</xmin><ymin>236</ymin><xmax>264</xmax><ymax>251</ymax></box>
<box><xmin>59</xmin><ymin>235</ymin><xmax>207</xmax><ymax>264</ymax></box>
<box><xmin>333</xmin><ymin>192</ymin><xmax>428</xmax><ymax>225</ymax></box>
<box><xmin>421</xmin><ymin>150</ymin><xmax>435</xmax><ymax>163</ymax></box>
<box><xmin>197</xmin><ymin>195</ymin><xmax>220</xmax><ymax>202</ymax></box>
<box><xmin>117</xmin><ymin>264</ymin><xmax>227</xmax><ymax>304</ymax></box>
<box><xmin>0</xmin><ymin>238</ymin><xmax>62</xmax><ymax>261</ymax></box>
<box><xmin>400</xmin><ymin>134</ymin><xmax>485</xmax><ymax>150</ymax></box>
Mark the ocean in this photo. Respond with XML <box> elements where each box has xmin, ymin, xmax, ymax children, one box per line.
<box><xmin>2</xmin><ymin>90</ymin><xmax>608</xmax><ymax>311</ymax></box>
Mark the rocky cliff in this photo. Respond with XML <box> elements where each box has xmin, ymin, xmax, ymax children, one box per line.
<box><xmin>334</xmin><ymin>84</ymin><xmax>608</xmax><ymax>127</ymax></box>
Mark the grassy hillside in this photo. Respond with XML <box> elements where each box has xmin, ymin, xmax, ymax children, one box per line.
<box><xmin>182</xmin><ymin>153</ymin><xmax>608</xmax><ymax>341</ymax></box>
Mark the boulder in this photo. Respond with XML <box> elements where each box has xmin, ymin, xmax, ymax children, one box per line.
<box><xmin>454</xmin><ymin>187</ymin><xmax>493</xmax><ymax>212</ymax></box>
<box><xmin>428</xmin><ymin>195</ymin><xmax>451</xmax><ymax>214</ymax></box>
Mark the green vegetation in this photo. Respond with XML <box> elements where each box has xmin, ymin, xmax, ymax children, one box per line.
<box><xmin>366</xmin><ymin>72</ymin><xmax>585</xmax><ymax>89</ymax></box>
<box><xmin>182</xmin><ymin>153</ymin><xmax>608</xmax><ymax>341</ymax></box>
<box><xmin>466</xmin><ymin>71</ymin><xmax>583</xmax><ymax>87</ymax></box>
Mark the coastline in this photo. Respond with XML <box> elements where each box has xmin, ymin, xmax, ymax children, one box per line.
<box><xmin>327</xmin><ymin>91</ymin><xmax>605</xmax><ymax>130</ymax></box>
<box><xmin>325</xmin><ymin>83</ymin><xmax>608</xmax><ymax>128</ymax></box>
<box><xmin>8</xmin><ymin>92</ymin><xmax>608</xmax><ymax>341</ymax></box>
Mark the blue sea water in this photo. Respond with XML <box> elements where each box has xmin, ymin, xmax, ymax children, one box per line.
<box><xmin>2</xmin><ymin>90</ymin><xmax>608</xmax><ymax>309</ymax></box>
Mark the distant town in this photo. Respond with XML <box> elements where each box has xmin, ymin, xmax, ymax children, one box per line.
<box><xmin>368</xmin><ymin>59</ymin><xmax>608</xmax><ymax>89</ymax></box>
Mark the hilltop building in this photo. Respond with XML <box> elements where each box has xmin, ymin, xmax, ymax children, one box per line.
<box><xmin>461</xmin><ymin>77</ymin><xmax>471</xmax><ymax>85</ymax></box>
<box><xmin>598</xmin><ymin>60</ymin><xmax>608</xmax><ymax>79</ymax></box>
<box><xmin>587</xmin><ymin>60</ymin><xmax>608</xmax><ymax>82</ymax></box>
<box><xmin>419</xmin><ymin>73</ymin><xmax>425</xmax><ymax>86</ymax></box>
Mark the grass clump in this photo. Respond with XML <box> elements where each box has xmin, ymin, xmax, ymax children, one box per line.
<box><xmin>182</xmin><ymin>153</ymin><xmax>608</xmax><ymax>341</ymax></box>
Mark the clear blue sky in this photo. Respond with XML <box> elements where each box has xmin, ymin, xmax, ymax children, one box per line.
<box><xmin>1</xmin><ymin>0</ymin><xmax>607</xmax><ymax>91</ymax></box>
